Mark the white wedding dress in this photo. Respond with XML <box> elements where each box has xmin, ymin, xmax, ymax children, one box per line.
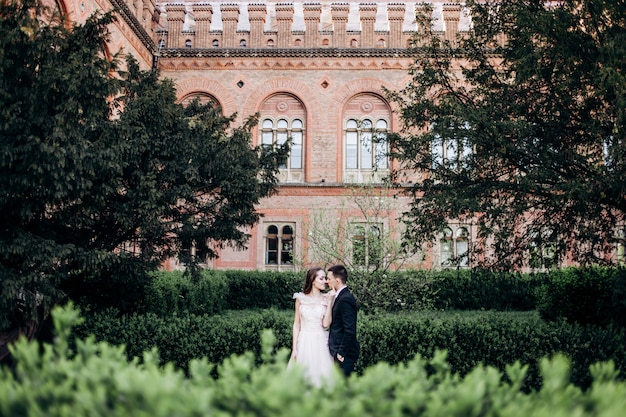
<box><xmin>288</xmin><ymin>292</ymin><xmax>335</xmax><ymax>387</ymax></box>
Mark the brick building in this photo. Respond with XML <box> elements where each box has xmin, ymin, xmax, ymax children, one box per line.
<box><xmin>45</xmin><ymin>0</ymin><xmax>482</xmax><ymax>271</ymax></box>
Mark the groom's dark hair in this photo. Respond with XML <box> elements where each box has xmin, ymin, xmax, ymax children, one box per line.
<box><xmin>328</xmin><ymin>264</ymin><xmax>348</xmax><ymax>283</ymax></box>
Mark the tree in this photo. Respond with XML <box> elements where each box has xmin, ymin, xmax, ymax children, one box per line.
<box><xmin>0</xmin><ymin>0</ymin><xmax>286</xmax><ymax>332</ymax></box>
<box><xmin>301</xmin><ymin>184</ymin><xmax>427</xmax><ymax>311</ymax></box>
<box><xmin>387</xmin><ymin>0</ymin><xmax>626</xmax><ymax>270</ymax></box>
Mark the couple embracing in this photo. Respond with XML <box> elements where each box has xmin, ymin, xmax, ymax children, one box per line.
<box><xmin>289</xmin><ymin>265</ymin><xmax>360</xmax><ymax>387</ymax></box>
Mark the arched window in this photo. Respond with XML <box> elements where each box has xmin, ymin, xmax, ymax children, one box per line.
<box><xmin>185</xmin><ymin>39</ymin><xmax>192</xmax><ymax>48</ymax></box>
<box><xmin>529</xmin><ymin>228</ymin><xmax>556</xmax><ymax>270</ymax></box>
<box><xmin>440</xmin><ymin>225</ymin><xmax>471</xmax><ymax>268</ymax></box>
<box><xmin>212</xmin><ymin>39</ymin><xmax>219</xmax><ymax>48</ymax></box>
<box><xmin>456</xmin><ymin>227</ymin><xmax>469</xmax><ymax>267</ymax></box>
<box><xmin>617</xmin><ymin>227</ymin><xmax>625</xmax><ymax>264</ymax></box>
<box><xmin>440</xmin><ymin>227</ymin><xmax>454</xmax><ymax>267</ymax></box>
<box><xmin>262</xmin><ymin>118</ymin><xmax>303</xmax><ymax>171</ymax></box>
<box><xmin>294</xmin><ymin>38</ymin><xmax>302</xmax><ymax>46</ymax></box>
<box><xmin>179</xmin><ymin>92</ymin><xmax>220</xmax><ymax>108</ymax></box>
<box><xmin>344</xmin><ymin>119</ymin><xmax>388</xmax><ymax>171</ymax></box>
<box><xmin>240</xmin><ymin>39</ymin><xmax>247</xmax><ymax>47</ymax></box>
<box><xmin>350</xmin><ymin>39</ymin><xmax>358</xmax><ymax>48</ymax></box>
<box><xmin>265</xmin><ymin>223</ymin><xmax>295</xmax><ymax>267</ymax></box>
<box><xmin>267</xmin><ymin>39</ymin><xmax>275</xmax><ymax>47</ymax></box>
<box><xmin>378</xmin><ymin>39</ymin><xmax>386</xmax><ymax>48</ymax></box>
<box><xmin>431</xmin><ymin>121</ymin><xmax>473</xmax><ymax>170</ymax></box>
<box><xmin>259</xmin><ymin>94</ymin><xmax>306</xmax><ymax>182</ymax></box>
<box><xmin>343</xmin><ymin>94</ymin><xmax>391</xmax><ymax>183</ymax></box>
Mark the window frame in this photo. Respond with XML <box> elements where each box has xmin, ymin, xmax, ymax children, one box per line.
<box><xmin>351</xmin><ymin>222</ymin><xmax>383</xmax><ymax>268</ymax></box>
<box><xmin>430</xmin><ymin>121</ymin><xmax>473</xmax><ymax>171</ymax></box>
<box><xmin>344</xmin><ymin>118</ymin><xmax>389</xmax><ymax>172</ymax></box>
<box><xmin>260</xmin><ymin>117</ymin><xmax>305</xmax><ymax>172</ymax></box>
<box><xmin>264</xmin><ymin>223</ymin><xmax>295</xmax><ymax>269</ymax></box>
<box><xmin>528</xmin><ymin>228</ymin><xmax>557</xmax><ymax>271</ymax></box>
<box><xmin>440</xmin><ymin>225</ymin><xmax>470</xmax><ymax>268</ymax></box>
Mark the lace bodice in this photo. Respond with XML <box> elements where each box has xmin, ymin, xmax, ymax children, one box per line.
<box><xmin>293</xmin><ymin>292</ymin><xmax>329</xmax><ymax>333</ymax></box>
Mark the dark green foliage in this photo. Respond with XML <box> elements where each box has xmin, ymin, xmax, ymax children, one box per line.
<box><xmin>430</xmin><ymin>269</ymin><xmax>547</xmax><ymax>311</ymax></box>
<box><xmin>136</xmin><ymin>269</ymin><xmax>543</xmax><ymax>315</ymax></box>
<box><xmin>72</xmin><ymin>308</ymin><xmax>293</xmax><ymax>373</ymax></box>
<box><xmin>358</xmin><ymin>310</ymin><xmax>626</xmax><ymax>391</ymax></box>
<box><xmin>349</xmin><ymin>269</ymin><xmax>437</xmax><ymax>313</ymax></box>
<box><xmin>73</xmin><ymin>307</ymin><xmax>626</xmax><ymax>391</ymax></box>
<box><xmin>388</xmin><ymin>0</ymin><xmax>626</xmax><ymax>269</ymax></box>
<box><xmin>6</xmin><ymin>304</ymin><xmax>626</xmax><ymax>417</ymax></box>
<box><xmin>143</xmin><ymin>270</ymin><xmax>229</xmax><ymax>316</ymax></box>
<box><xmin>0</xmin><ymin>0</ymin><xmax>286</xmax><ymax>331</ymax></box>
<box><xmin>536</xmin><ymin>267</ymin><xmax>626</xmax><ymax>327</ymax></box>
<box><xmin>221</xmin><ymin>270</ymin><xmax>302</xmax><ymax>310</ymax></box>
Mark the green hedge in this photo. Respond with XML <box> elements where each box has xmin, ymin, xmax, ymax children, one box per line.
<box><xmin>72</xmin><ymin>308</ymin><xmax>626</xmax><ymax>390</ymax></box>
<box><xmin>536</xmin><ymin>267</ymin><xmax>626</xmax><ymax>327</ymax></box>
<box><xmin>140</xmin><ymin>268</ymin><xmax>544</xmax><ymax>315</ymax></box>
<box><xmin>428</xmin><ymin>269</ymin><xmax>546</xmax><ymax>311</ymax></box>
<box><xmin>4</xmin><ymin>304</ymin><xmax>626</xmax><ymax>417</ymax></box>
<box><xmin>141</xmin><ymin>270</ymin><xmax>302</xmax><ymax>316</ymax></box>
<box><xmin>144</xmin><ymin>270</ymin><xmax>229</xmax><ymax>316</ymax></box>
<box><xmin>221</xmin><ymin>270</ymin><xmax>302</xmax><ymax>310</ymax></box>
<box><xmin>75</xmin><ymin>308</ymin><xmax>292</xmax><ymax>373</ymax></box>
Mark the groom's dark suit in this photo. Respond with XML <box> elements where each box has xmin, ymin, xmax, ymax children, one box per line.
<box><xmin>329</xmin><ymin>287</ymin><xmax>359</xmax><ymax>376</ymax></box>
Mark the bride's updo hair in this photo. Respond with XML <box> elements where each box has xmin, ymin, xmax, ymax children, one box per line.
<box><xmin>303</xmin><ymin>267</ymin><xmax>324</xmax><ymax>294</ymax></box>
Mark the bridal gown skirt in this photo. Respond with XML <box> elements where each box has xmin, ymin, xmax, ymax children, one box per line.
<box><xmin>289</xmin><ymin>329</ymin><xmax>335</xmax><ymax>387</ymax></box>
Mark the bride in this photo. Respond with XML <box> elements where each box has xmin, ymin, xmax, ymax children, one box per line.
<box><xmin>288</xmin><ymin>267</ymin><xmax>335</xmax><ymax>387</ymax></box>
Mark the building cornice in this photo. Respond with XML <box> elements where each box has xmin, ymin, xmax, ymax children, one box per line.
<box><xmin>157</xmin><ymin>47</ymin><xmax>421</xmax><ymax>59</ymax></box>
<box><xmin>109</xmin><ymin>0</ymin><xmax>157</xmax><ymax>53</ymax></box>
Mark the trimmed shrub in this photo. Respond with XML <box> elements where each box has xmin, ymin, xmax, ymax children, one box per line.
<box><xmin>349</xmin><ymin>269</ymin><xmax>437</xmax><ymax>313</ymax></box>
<box><xmin>536</xmin><ymin>267</ymin><xmax>626</xmax><ymax>327</ymax></box>
<box><xmin>143</xmin><ymin>270</ymin><xmax>229</xmax><ymax>316</ymax></box>
<box><xmin>137</xmin><ymin>269</ymin><xmax>545</xmax><ymax>316</ymax></box>
<box><xmin>73</xmin><ymin>308</ymin><xmax>626</xmax><ymax>391</ymax></box>
<box><xmin>429</xmin><ymin>269</ymin><xmax>545</xmax><ymax>311</ymax></box>
<box><xmin>222</xmin><ymin>270</ymin><xmax>301</xmax><ymax>310</ymax></box>
<box><xmin>4</xmin><ymin>304</ymin><xmax>626</xmax><ymax>417</ymax></box>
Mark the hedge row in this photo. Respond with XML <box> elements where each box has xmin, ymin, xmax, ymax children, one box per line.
<box><xmin>535</xmin><ymin>267</ymin><xmax>626</xmax><ymax>327</ymax></box>
<box><xmin>142</xmin><ymin>270</ymin><xmax>302</xmax><ymax>316</ymax></box>
<box><xmin>4</xmin><ymin>304</ymin><xmax>626</xmax><ymax>417</ymax></box>
<box><xmin>72</xmin><ymin>308</ymin><xmax>626</xmax><ymax>390</ymax></box>
<box><xmin>141</xmin><ymin>268</ymin><xmax>545</xmax><ymax>315</ymax></box>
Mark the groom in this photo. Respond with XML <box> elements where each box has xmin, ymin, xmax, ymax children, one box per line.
<box><xmin>327</xmin><ymin>264</ymin><xmax>360</xmax><ymax>376</ymax></box>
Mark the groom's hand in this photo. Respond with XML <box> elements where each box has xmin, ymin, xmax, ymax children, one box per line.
<box><xmin>336</xmin><ymin>353</ymin><xmax>344</xmax><ymax>362</ymax></box>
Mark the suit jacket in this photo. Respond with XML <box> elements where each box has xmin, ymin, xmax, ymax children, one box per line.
<box><xmin>329</xmin><ymin>287</ymin><xmax>360</xmax><ymax>361</ymax></box>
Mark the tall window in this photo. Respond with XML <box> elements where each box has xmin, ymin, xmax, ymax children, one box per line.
<box><xmin>343</xmin><ymin>94</ymin><xmax>391</xmax><ymax>183</ymax></box>
<box><xmin>431</xmin><ymin>122</ymin><xmax>473</xmax><ymax>170</ymax></box>
<box><xmin>440</xmin><ymin>226</ymin><xmax>470</xmax><ymax>268</ymax></box>
<box><xmin>261</xmin><ymin>119</ymin><xmax>303</xmax><ymax>170</ymax></box>
<box><xmin>617</xmin><ymin>228</ymin><xmax>625</xmax><ymax>264</ymax></box>
<box><xmin>345</xmin><ymin>119</ymin><xmax>388</xmax><ymax>170</ymax></box>
<box><xmin>265</xmin><ymin>224</ymin><xmax>294</xmax><ymax>267</ymax></box>
<box><xmin>604</xmin><ymin>135</ymin><xmax>623</xmax><ymax>171</ymax></box>
<box><xmin>352</xmin><ymin>223</ymin><xmax>382</xmax><ymax>268</ymax></box>
<box><xmin>529</xmin><ymin>229</ymin><xmax>556</xmax><ymax>270</ymax></box>
<box><xmin>259</xmin><ymin>94</ymin><xmax>306</xmax><ymax>182</ymax></box>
